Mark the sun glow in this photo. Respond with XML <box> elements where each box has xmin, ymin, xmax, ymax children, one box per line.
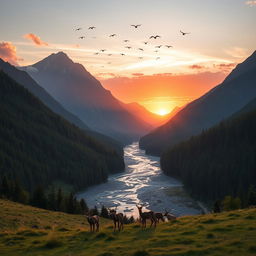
<box><xmin>156</xmin><ymin>109</ymin><xmax>169</xmax><ymax>116</ymax></box>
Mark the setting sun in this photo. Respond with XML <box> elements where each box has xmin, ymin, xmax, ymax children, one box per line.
<box><xmin>157</xmin><ymin>109</ymin><xmax>169</xmax><ymax>116</ymax></box>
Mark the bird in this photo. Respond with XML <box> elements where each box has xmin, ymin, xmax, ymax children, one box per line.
<box><xmin>88</xmin><ymin>26</ymin><xmax>96</xmax><ymax>30</ymax></box>
<box><xmin>94</xmin><ymin>52</ymin><xmax>99</xmax><ymax>55</ymax></box>
<box><xmin>123</xmin><ymin>40</ymin><xmax>129</xmax><ymax>43</ymax></box>
<box><xmin>150</xmin><ymin>35</ymin><xmax>161</xmax><ymax>39</ymax></box>
<box><xmin>180</xmin><ymin>30</ymin><xmax>190</xmax><ymax>36</ymax></box>
<box><xmin>125</xmin><ymin>46</ymin><xmax>132</xmax><ymax>49</ymax></box>
<box><xmin>155</xmin><ymin>45</ymin><xmax>162</xmax><ymax>48</ymax></box>
<box><xmin>120</xmin><ymin>53</ymin><xmax>125</xmax><ymax>56</ymax></box>
<box><xmin>156</xmin><ymin>57</ymin><xmax>160</xmax><ymax>60</ymax></box>
<box><xmin>79</xmin><ymin>36</ymin><xmax>85</xmax><ymax>39</ymax></box>
<box><xmin>131</xmin><ymin>24</ymin><xmax>142</xmax><ymax>28</ymax></box>
<box><xmin>138</xmin><ymin>48</ymin><xmax>144</xmax><ymax>51</ymax></box>
<box><xmin>100</xmin><ymin>49</ymin><xmax>106</xmax><ymax>52</ymax></box>
<box><xmin>165</xmin><ymin>45</ymin><xmax>173</xmax><ymax>48</ymax></box>
<box><xmin>138</xmin><ymin>57</ymin><xmax>143</xmax><ymax>59</ymax></box>
<box><xmin>109</xmin><ymin>34</ymin><xmax>117</xmax><ymax>37</ymax></box>
<box><xmin>108</xmin><ymin>54</ymin><xmax>112</xmax><ymax>56</ymax></box>
<box><xmin>154</xmin><ymin>50</ymin><xmax>159</xmax><ymax>53</ymax></box>
<box><xmin>143</xmin><ymin>41</ymin><xmax>148</xmax><ymax>45</ymax></box>
<box><xmin>75</xmin><ymin>27</ymin><xmax>82</xmax><ymax>31</ymax></box>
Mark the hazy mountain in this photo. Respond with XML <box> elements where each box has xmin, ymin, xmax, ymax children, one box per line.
<box><xmin>0</xmin><ymin>70</ymin><xmax>124</xmax><ymax>191</ymax></box>
<box><xmin>23</xmin><ymin>52</ymin><xmax>151</xmax><ymax>144</ymax></box>
<box><xmin>161</xmin><ymin>101</ymin><xmax>256</xmax><ymax>203</ymax></box>
<box><xmin>140</xmin><ymin>51</ymin><xmax>256</xmax><ymax>155</ymax></box>
<box><xmin>0</xmin><ymin>58</ymin><xmax>89</xmax><ymax>131</ymax></box>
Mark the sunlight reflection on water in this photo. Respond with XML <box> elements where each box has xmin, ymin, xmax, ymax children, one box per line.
<box><xmin>77</xmin><ymin>142</ymin><xmax>203</xmax><ymax>218</ymax></box>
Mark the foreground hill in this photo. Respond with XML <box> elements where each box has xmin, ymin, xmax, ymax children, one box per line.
<box><xmin>0</xmin><ymin>199</ymin><xmax>256</xmax><ymax>256</ymax></box>
<box><xmin>23</xmin><ymin>52</ymin><xmax>152</xmax><ymax>144</ymax></box>
<box><xmin>140</xmin><ymin>51</ymin><xmax>256</xmax><ymax>155</ymax></box>
<box><xmin>0</xmin><ymin>71</ymin><xmax>124</xmax><ymax>191</ymax></box>
<box><xmin>161</xmin><ymin>100</ymin><xmax>256</xmax><ymax>203</ymax></box>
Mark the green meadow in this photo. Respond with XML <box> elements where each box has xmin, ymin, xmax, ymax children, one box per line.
<box><xmin>0</xmin><ymin>199</ymin><xmax>255</xmax><ymax>256</ymax></box>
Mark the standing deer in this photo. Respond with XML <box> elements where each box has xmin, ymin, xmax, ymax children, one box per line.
<box><xmin>108</xmin><ymin>207</ymin><xmax>124</xmax><ymax>231</ymax></box>
<box><xmin>85</xmin><ymin>214</ymin><xmax>99</xmax><ymax>232</ymax></box>
<box><xmin>163</xmin><ymin>210</ymin><xmax>176</xmax><ymax>221</ymax></box>
<box><xmin>155</xmin><ymin>212</ymin><xmax>165</xmax><ymax>223</ymax></box>
<box><xmin>136</xmin><ymin>205</ymin><xmax>157</xmax><ymax>228</ymax></box>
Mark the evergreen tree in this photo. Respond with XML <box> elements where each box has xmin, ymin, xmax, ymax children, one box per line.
<box><xmin>66</xmin><ymin>192</ymin><xmax>76</xmax><ymax>214</ymax></box>
<box><xmin>80</xmin><ymin>198</ymin><xmax>89</xmax><ymax>214</ymax></box>
<box><xmin>100</xmin><ymin>205</ymin><xmax>109</xmax><ymax>218</ymax></box>
<box><xmin>213</xmin><ymin>200</ymin><xmax>221</xmax><ymax>213</ymax></box>
<box><xmin>247</xmin><ymin>185</ymin><xmax>256</xmax><ymax>206</ymax></box>
<box><xmin>31</xmin><ymin>186</ymin><xmax>47</xmax><ymax>209</ymax></box>
<box><xmin>47</xmin><ymin>186</ymin><xmax>57</xmax><ymax>211</ymax></box>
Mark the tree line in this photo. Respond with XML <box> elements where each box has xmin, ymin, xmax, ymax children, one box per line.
<box><xmin>161</xmin><ymin>108</ymin><xmax>256</xmax><ymax>208</ymax></box>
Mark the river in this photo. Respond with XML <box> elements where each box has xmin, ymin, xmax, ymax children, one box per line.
<box><xmin>77</xmin><ymin>142</ymin><xmax>206</xmax><ymax>218</ymax></box>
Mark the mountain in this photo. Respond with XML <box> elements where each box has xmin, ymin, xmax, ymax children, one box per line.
<box><xmin>122</xmin><ymin>102</ymin><xmax>180</xmax><ymax>127</ymax></box>
<box><xmin>140</xmin><ymin>51</ymin><xmax>256</xmax><ymax>155</ymax></box>
<box><xmin>0</xmin><ymin>58</ymin><xmax>89</xmax><ymax>131</ymax></box>
<box><xmin>161</xmin><ymin>102</ymin><xmax>256</xmax><ymax>203</ymax></box>
<box><xmin>23</xmin><ymin>52</ymin><xmax>152</xmax><ymax>144</ymax></box>
<box><xmin>0</xmin><ymin>71</ymin><xmax>124</xmax><ymax>191</ymax></box>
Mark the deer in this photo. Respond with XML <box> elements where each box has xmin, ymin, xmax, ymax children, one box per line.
<box><xmin>85</xmin><ymin>214</ymin><xmax>99</xmax><ymax>232</ymax></box>
<box><xmin>163</xmin><ymin>209</ymin><xmax>176</xmax><ymax>221</ymax></box>
<box><xmin>136</xmin><ymin>205</ymin><xmax>157</xmax><ymax>228</ymax></box>
<box><xmin>108</xmin><ymin>207</ymin><xmax>124</xmax><ymax>232</ymax></box>
<box><xmin>154</xmin><ymin>212</ymin><xmax>165</xmax><ymax>223</ymax></box>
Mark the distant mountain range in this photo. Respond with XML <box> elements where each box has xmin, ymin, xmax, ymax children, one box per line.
<box><xmin>22</xmin><ymin>52</ymin><xmax>153</xmax><ymax>144</ymax></box>
<box><xmin>0</xmin><ymin>71</ymin><xmax>124</xmax><ymax>191</ymax></box>
<box><xmin>140</xmin><ymin>51</ymin><xmax>256</xmax><ymax>155</ymax></box>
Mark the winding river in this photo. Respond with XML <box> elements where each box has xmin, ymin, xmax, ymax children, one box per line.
<box><xmin>77</xmin><ymin>142</ymin><xmax>205</xmax><ymax>218</ymax></box>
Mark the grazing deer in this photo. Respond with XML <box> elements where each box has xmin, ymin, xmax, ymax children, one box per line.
<box><xmin>85</xmin><ymin>214</ymin><xmax>99</xmax><ymax>232</ymax></box>
<box><xmin>163</xmin><ymin>210</ymin><xmax>176</xmax><ymax>221</ymax></box>
<box><xmin>108</xmin><ymin>207</ymin><xmax>124</xmax><ymax>232</ymax></box>
<box><xmin>155</xmin><ymin>212</ymin><xmax>165</xmax><ymax>223</ymax></box>
<box><xmin>136</xmin><ymin>205</ymin><xmax>157</xmax><ymax>228</ymax></box>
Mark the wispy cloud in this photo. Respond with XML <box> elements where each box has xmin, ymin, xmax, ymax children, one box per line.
<box><xmin>0</xmin><ymin>41</ymin><xmax>22</xmax><ymax>65</ymax></box>
<box><xmin>23</xmin><ymin>33</ymin><xmax>49</xmax><ymax>46</ymax></box>
<box><xmin>245</xmin><ymin>1</ymin><xmax>256</xmax><ymax>6</ymax></box>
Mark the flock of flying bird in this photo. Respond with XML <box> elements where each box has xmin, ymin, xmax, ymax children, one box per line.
<box><xmin>74</xmin><ymin>24</ymin><xmax>190</xmax><ymax>65</ymax></box>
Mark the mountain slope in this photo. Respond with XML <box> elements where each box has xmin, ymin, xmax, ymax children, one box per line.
<box><xmin>0</xmin><ymin>58</ymin><xmax>89</xmax><ymax>131</ymax></box>
<box><xmin>0</xmin><ymin>71</ymin><xmax>124</xmax><ymax>191</ymax></box>
<box><xmin>24</xmin><ymin>52</ymin><xmax>151</xmax><ymax>144</ymax></box>
<box><xmin>1</xmin><ymin>199</ymin><xmax>256</xmax><ymax>256</ymax></box>
<box><xmin>161</xmin><ymin>103</ymin><xmax>256</xmax><ymax>202</ymax></box>
<box><xmin>140</xmin><ymin>51</ymin><xmax>256</xmax><ymax>155</ymax></box>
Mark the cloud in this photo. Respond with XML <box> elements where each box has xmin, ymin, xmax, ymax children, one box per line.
<box><xmin>189</xmin><ymin>64</ymin><xmax>205</xmax><ymax>69</ymax></box>
<box><xmin>245</xmin><ymin>1</ymin><xmax>256</xmax><ymax>6</ymax></box>
<box><xmin>213</xmin><ymin>63</ymin><xmax>237</xmax><ymax>72</ymax></box>
<box><xmin>132</xmin><ymin>73</ymin><xmax>144</xmax><ymax>77</ymax></box>
<box><xmin>23</xmin><ymin>33</ymin><xmax>49</xmax><ymax>46</ymax></box>
<box><xmin>225</xmin><ymin>47</ymin><xmax>248</xmax><ymax>59</ymax></box>
<box><xmin>0</xmin><ymin>41</ymin><xmax>22</xmax><ymax>65</ymax></box>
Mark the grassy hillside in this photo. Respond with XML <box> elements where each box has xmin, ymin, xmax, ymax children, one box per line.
<box><xmin>0</xmin><ymin>199</ymin><xmax>255</xmax><ymax>256</ymax></box>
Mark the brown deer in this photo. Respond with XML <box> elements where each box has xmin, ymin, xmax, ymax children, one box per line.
<box><xmin>155</xmin><ymin>212</ymin><xmax>165</xmax><ymax>223</ymax></box>
<box><xmin>136</xmin><ymin>205</ymin><xmax>157</xmax><ymax>228</ymax></box>
<box><xmin>163</xmin><ymin>210</ymin><xmax>176</xmax><ymax>221</ymax></box>
<box><xmin>85</xmin><ymin>214</ymin><xmax>99</xmax><ymax>232</ymax></box>
<box><xmin>108</xmin><ymin>207</ymin><xmax>124</xmax><ymax>231</ymax></box>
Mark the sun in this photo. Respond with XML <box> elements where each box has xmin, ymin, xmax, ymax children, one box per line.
<box><xmin>157</xmin><ymin>109</ymin><xmax>169</xmax><ymax>116</ymax></box>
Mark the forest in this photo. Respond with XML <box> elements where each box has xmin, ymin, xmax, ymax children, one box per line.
<box><xmin>161</xmin><ymin>105</ymin><xmax>256</xmax><ymax>206</ymax></box>
<box><xmin>0</xmin><ymin>71</ymin><xmax>124</xmax><ymax>193</ymax></box>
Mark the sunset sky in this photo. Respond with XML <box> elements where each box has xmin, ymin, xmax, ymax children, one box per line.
<box><xmin>0</xmin><ymin>0</ymin><xmax>255</xmax><ymax>115</ymax></box>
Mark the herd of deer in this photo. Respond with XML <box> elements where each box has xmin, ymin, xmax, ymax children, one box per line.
<box><xmin>85</xmin><ymin>205</ymin><xmax>176</xmax><ymax>232</ymax></box>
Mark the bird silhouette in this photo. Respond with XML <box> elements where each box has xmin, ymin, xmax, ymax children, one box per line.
<box><xmin>138</xmin><ymin>48</ymin><xmax>144</xmax><ymax>51</ymax></box>
<box><xmin>138</xmin><ymin>57</ymin><xmax>143</xmax><ymax>59</ymax></box>
<box><xmin>108</xmin><ymin>54</ymin><xmax>112</xmax><ymax>56</ymax></box>
<box><xmin>154</xmin><ymin>50</ymin><xmax>159</xmax><ymax>53</ymax></box>
<box><xmin>180</xmin><ymin>30</ymin><xmax>190</xmax><ymax>36</ymax></box>
<box><xmin>109</xmin><ymin>34</ymin><xmax>117</xmax><ymax>37</ymax></box>
<box><xmin>100</xmin><ymin>49</ymin><xmax>106</xmax><ymax>52</ymax></box>
<box><xmin>123</xmin><ymin>40</ymin><xmax>129</xmax><ymax>42</ymax></box>
<box><xmin>94</xmin><ymin>52</ymin><xmax>99</xmax><ymax>55</ymax></box>
<box><xmin>165</xmin><ymin>45</ymin><xmax>173</xmax><ymax>48</ymax></box>
<box><xmin>150</xmin><ymin>35</ymin><xmax>161</xmax><ymax>39</ymax></box>
<box><xmin>155</xmin><ymin>45</ymin><xmax>162</xmax><ymax>48</ymax></box>
<box><xmin>143</xmin><ymin>41</ymin><xmax>148</xmax><ymax>45</ymax></box>
<box><xmin>120</xmin><ymin>53</ymin><xmax>125</xmax><ymax>56</ymax></box>
<box><xmin>88</xmin><ymin>26</ymin><xmax>96</xmax><ymax>30</ymax></box>
<box><xmin>156</xmin><ymin>57</ymin><xmax>160</xmax><ymax>60</ymax></box>
<box><xmin>131</xmin><ymin>24</ymin><xmax>142</xmax><ymax>28</ymax></box>
<box><xmin>75</xmin><ymin>27</ymin><xmax>82</xmax><ymax>31</ymax></box>
<box><xmin>125</xmin><ymin>46</ymin><xmax>132</xmax><ymax>49</ymax></box>
<box><xmin>79</xmin><ymin>36</ymin><xmax>85</xmax><ymax>39</ymax></box>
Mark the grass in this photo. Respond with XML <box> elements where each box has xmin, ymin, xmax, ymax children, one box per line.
<box><xmin>0</xmin><ymin>199</ymin><xmax>256</xmax><ymax>256</ymax></box>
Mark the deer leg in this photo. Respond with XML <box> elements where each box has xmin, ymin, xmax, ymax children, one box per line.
<box><xmin>96</xmin><ymin>222</ymin><xmax>99</xmax><ymax>232</ymax></box>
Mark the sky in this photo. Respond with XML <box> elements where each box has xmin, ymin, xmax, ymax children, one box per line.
<box><xmin>0</xmin><ymin>0</ymin><xmax>255</xmax><ymax>115</ymax></box>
